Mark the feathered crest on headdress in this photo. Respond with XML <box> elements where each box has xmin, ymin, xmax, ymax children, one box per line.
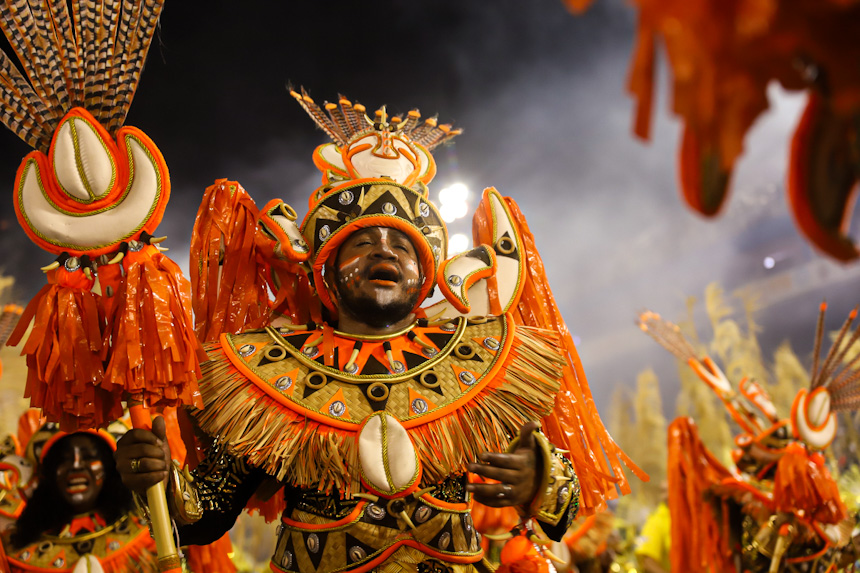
<box><xmin>290</xmin><ymin>87</ymin><xmax>461</xmax><ymax>151</ymax></box>
<box><xmin>639</xmin><ymin>303</ymin><xmax>860</xmax><ymax>450</ymax></box>
<box><xmin>0</xmin><ymin>0</ymin><xmax>164</xmax><ymax>152</ymax></box>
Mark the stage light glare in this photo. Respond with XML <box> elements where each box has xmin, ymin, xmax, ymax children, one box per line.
<box><xmin>448</xmin><ymin>233</ymin><xmax>469</xmax><ymax>256</ymax></box>
<box><xmin>439</xmin><ymin>182</ymin><xmax>469</xmax><ymax>204</ymax></box>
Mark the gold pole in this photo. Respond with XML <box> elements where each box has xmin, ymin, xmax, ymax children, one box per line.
<box><xmin>130</xmin><ymin>405</ymin><xmax>182</xmax><ymax>572</ymax></box>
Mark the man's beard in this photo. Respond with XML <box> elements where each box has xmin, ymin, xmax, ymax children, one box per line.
<box><xmin>334</xmin><ymin>278</ymin><xmax>421</xmax><ymax>329</ymax></box>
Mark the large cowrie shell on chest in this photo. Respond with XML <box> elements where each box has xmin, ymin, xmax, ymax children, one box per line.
<box><xmin>357</xmin><ymin>412</ymin><xmax>419</xmax><ymax>495</ymax></box>
<box><xmin>73</xmin><ymin>555</ymin><xmax>104</xmax><ymax>573</ymax></box>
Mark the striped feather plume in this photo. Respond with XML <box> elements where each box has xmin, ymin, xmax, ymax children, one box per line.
<box><xmin>293</xmin><ymin>89</ymin><xmax>461</xmax><ymax>150</ymax></box>
<box><xmin>636</xmin><ymin>310</ymin><xmax>698</xmax><ymax>363</ymax></box>
<box><xmin>809</xmin><ymin>303</ymin><xmax>860</xmax><ymax>412</ymax></box>
<box><xmin>0</xmin><ymin>0</ymin><xmax>164</xmax><ymax>151</ymax></box>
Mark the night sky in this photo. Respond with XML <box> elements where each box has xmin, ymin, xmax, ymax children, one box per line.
<box><xmin>0</xmin><ymin>0</ymin><xmax>857</xmax><ymax>414</ymax></box>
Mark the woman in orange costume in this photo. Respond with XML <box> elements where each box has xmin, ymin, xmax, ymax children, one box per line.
<box><xmin>1</xmin><ymin>430</ymin><xmax>157</xmax><ymax>573</ymax></box>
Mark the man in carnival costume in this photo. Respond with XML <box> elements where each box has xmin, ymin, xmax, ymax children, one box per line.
<box><xmin>114</xmin><ymin>91</ymin><xmax>646</xmax><ymax>572</ymax></box>
<box><xmin>639</xmin><ymin>308</ymin><xmax>860</xmax><ymax>572</ymax></box>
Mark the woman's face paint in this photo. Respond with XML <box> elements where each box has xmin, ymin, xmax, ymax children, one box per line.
<box><xmin>54</xmin><ymin>434</ymin><xmax>108</xmax><ymax>513</ymax></box>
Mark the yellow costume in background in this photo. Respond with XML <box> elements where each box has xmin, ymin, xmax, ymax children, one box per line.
<box><xmin>634</xmin><ymin>502</ymin><xmax>670</xmax><ymax>572</ymax></box>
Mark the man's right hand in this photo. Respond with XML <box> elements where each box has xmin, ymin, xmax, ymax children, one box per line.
<box><xmin>114</xmin><ymin>415</ymin><xmax>171</xmax><ymax>494</ymax></box>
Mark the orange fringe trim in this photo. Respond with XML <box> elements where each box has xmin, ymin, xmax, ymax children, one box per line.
<box><xmin>184</xmin><ymin>535</ymin><xmax>237</xmax><ymax>573</ymax></box>
<box><xmin>190</xmin><ymin>179</ymin><xmax>271</xmax><ymax>343</ymax></box>
<box><xmin>97</xmin><ymin>522</ymin><xmax>158</xmax><ymax>573</ymax></box>
<box><xmin>6</xmin><ymin>517</ymin><xmax>157</xmax><ymax>573</ymax></box>
<box><xmin>6</xmin><ymin>268</ymin><xmax>122</xmax><ymax>431</ymax></box>
<box><xmin>485</xmin><ymin>197</ymin><xmax>648</xmax><ymax>514</ymax></box>
<box><xmin>193</xmin><ymin>325</ymin><xmax>562</xmax><ymax>496</ymax></box>
<box><xmin>667</xmin><ymin>417</ymin><xmax>734</xmax><ymax>573</ymax></box>
<box><xmin>773</xmin><ymin>442</ymin><xmax>847</xmax><ymax>525</ymax></box>
<box><xmin>103</xmin><ymin>245</ymin><xmax>205</xmax><ymax>409</ymax></box>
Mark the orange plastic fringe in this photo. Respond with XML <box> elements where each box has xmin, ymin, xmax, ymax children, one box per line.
<box><xmin>190</xmin><ymin>179</ymin><xmax>271</xmax><ymax>343</ymax></box>
<box><xmin>96</xmin><ymin>261</ymin><xmax>124</xmax><ymax>318</ymax></box>
<box><xmin>161</xmin><ymin>407</ymin><xmax>189</xmax><ymax>467</ymax></box>
<box><xmin>481</xmin><ymin>197</ymin><xmax>648</xmax><ymax>515</ymax></box>
<box><xmin>103</xmin><ymin>245</ymin><xmax>205</xmax><ymax>409</ymax></box>
<box><xmin>16</xmin><ymin>409</ymin><xmax>45</xmax><ymax>452</ymax></box>
<box><xmin>773</xmin><ymin>442</ymin><xmax>847</xmax><ymax>525</ymax></box>
<box><xmin>667</xmin><ymin>417</ymin><xmax>734</xmax><ymax>573</ymax></box>
<box><xmin>184</xmin><ymin>535</ymin><xmax>237</xmax><ymax>573</ymax></box>
<box><xmin>96</xmin><ymin>519</ymin><xmax>157</xmax><ymax>573</ymax></box>
<box><xmin>6</xmin><ymin>268</ymin><xmax>122</xmax><ymax>431</ymax></box>
<box><xmin>193</xmin><ymin>326</ymin><xmax>562</xmax><ymax>496</ymax></box>
<box><xmin>245</xmin><ymin>487</ymin><xmax>288</xmax><ymax>523</ymax></box>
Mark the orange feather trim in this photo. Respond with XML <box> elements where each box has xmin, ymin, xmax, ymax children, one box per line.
<box><xmin>189</xmin><ymin>179</ymin><xmax>271</xmax><ymax>343</ymax></box>
<box><xmin>490</xmin><ymin>197</ymin><xmax>648</xmax><ymax>515</ymax></box>
<box><xmin>773</xmin><ymin>442</ymin><xmax>847</xmax><ymax>525</ymax></box>
<box><xmin>667</xmin><ymin>417</ymin><xmax>734</xmax><ymax>573</ymax></box>
<box><xmin>193</xmin><ymin>325</ymin><xmax>562</xmax><ymax>496</ymax></box>
<box><xmin>6</xmin><ymin>268</ymin><xmax>122</xmax><ymax>431</ymax></box>
<box><xmin>103</xmin><ymin>245</ymin><xmax>205</xmax><ymax>408</ymax></box>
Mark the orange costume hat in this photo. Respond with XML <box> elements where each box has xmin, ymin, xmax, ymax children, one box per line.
<box><xmin>292</xmin><ymin>91</ymin><xmax>455</xmax><ymax>314</ymax></box>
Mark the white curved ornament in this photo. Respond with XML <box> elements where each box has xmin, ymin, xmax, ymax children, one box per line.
<box><xmin>483</xmin><ymin>190</ymin><xmax>522</xmax><ymax>311</ymax></box>
<box><xmin>19</xmin><ymin>134</ymin><xmax>161</xmax><ymax>251</ymax></box>
<box><xmin>347</xmin><ymin>134</ymin><xmax>419</xmax><ymax>185</ymax></box>
<box><xmin>425</xmin><ymin>187</ymin><xmax>524</xmax><ymax>320</ymax></box>
<box><xmin>53</xmin><ymin>117</ymin><xmax>115</xmax><ymax>202</ymax></box>
<box><xmin>259</xmin><ymin>201</ymin><xmax>310</xmax><ymax>261</ymax></box>
<box><xmin>0</xmin><ymin>455</ymin><xmax>33</xmax><ymax>488</ymax></box>
<box><xmin>357</xmin><ymin>412</ymin><xmax>419</xmax><ymax>495</ymax></box>
<box><xmin>319</xmin><ymin>143</ymin><xmax>347</xmax><ymax>173</ymax></box>
<box><xmin>689</xmin><ymin>357</ymin><xmax>733</xmax><ymax>396</ymax></box>
<box><xmin>791</xmin><ymin>388</ymin><xmax>837</xmax><ymax>449</ymax></box>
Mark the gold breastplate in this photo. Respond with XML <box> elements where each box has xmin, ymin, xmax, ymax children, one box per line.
<box><xmin>194</xmin><ymin>314</ymin><xmax>563</xmax><ymax>496</ymax></box>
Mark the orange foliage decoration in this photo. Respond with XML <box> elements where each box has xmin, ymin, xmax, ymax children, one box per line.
<box><xmin>189</xmin><ymin>179</ymin><xmax>271</xmax><ymax>342</ymax></box>
<box><xmin>7</xmin><ymin>266</ymin><xmax>122</xmax><ymax>431</ymax></box>
<box><xmin>103</xmin><ymin>245</ymin><xmax>205</xmax><ymax>410</ymax></box>
<box><xmin>772</xmin><ymin>442</ymin><xmax>846</xmax><ymax>524</ymax></box>
<box><xmin>479</xmin><ymin>198</ymin><xmax>648</xmax><ymax>514</ymax></box>
<box><xmin>623</xmin><ymin>0</ymin><xmax>860</xmax><ymax>260</ymax></box>
<box><xmin>667</xmin><ymin>417</ymin><xmax>734</xmax><ymax>573</ymax></box>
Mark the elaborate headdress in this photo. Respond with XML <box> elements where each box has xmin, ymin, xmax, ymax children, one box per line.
<box><xmin>639</xmin><ymin>304</ymin><xmax>860</xmax><ymax>458</ymax></box>
<box><xmin>639</xmin><ymin>306</ymin><xmax>860</xmax><ymax>570</ymax></box>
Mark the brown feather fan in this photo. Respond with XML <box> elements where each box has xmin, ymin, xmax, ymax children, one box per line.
<box><xmin>0</xmin><ymin>0</ymin><xmax>164</xmax><ymax>152</ymax></box>
<box><xmin>809</xmin><ymin>303</ymin><xmax>860</xmax><ymax>412</ymax></box>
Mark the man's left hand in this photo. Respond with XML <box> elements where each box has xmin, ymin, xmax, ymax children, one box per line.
<box><xmin>465</xmin><ymin>421</ymin><xmax>542</xmax><ymax>507</ymax></box>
